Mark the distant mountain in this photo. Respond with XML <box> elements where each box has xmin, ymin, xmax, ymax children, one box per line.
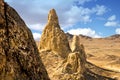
<box><xmin>66</xmin><ymin>33</ymin><xmax>92</xmax><ymax>40</ymax></box>
<box><xmin>79</xmin><ymin>34</ymin><xmax>92</xmax><ymax>39</ymax></box>
<box><xmin>106</xmin><ymin>34</ymin><xmax>120</xmax><ymax>40</ymax></box>
<box><xmin>66</xmin><ymin>33</ymin><xmax>120</xmax><ymax>40</ymax></box>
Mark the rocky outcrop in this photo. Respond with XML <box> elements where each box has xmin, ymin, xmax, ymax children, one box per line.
<box><xmin>66</xmin><ymin>33</ymin><xmax>73</xmax><ymax>40</ymax></box>
<box><xmin>64</xmin><ymin>36</ymin><xmax>86</xmax><ymax>75</ymax></box>
<box><xmin>60</xmin><ymin>52</ymin><xmax>86</xmax><ymax>80</ymax></box>
<box><xmin>55</xmin><ymin>36</ymin><xmax>86</xmax><ymax>80</ymax></box>
<box><xmin>39</xmin><ymin>9</ymin><xmax>71</xmax><ymax>58</ymax></box>
<box><xmin>71</xmin><ymin>35</ymin><xmax>81</xmax><ymax>52</ymax></box>
<box><xmin>39</xmin><ymin>13</ymin><xmax>87</xmax><ymax>79</ymax></box>
<box><xmin>0</xmin><ymin>0</ymin><xmax>49</xmax><ymax>80</ymax></box>
<box><xmin>39</xmin><ymin>9</ymin><xmax>117</xmax><ymax>80</ymax></box>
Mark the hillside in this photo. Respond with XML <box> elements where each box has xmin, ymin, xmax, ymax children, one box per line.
<box><xmin>67</xmin><ymin>34</ymin><xmax>120</xmax><ymax>74</ymax></box>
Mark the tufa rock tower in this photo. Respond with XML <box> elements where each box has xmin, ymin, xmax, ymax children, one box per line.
<box><xmin>39</xmin><ymin>9</ymin><xmax>117</xmax><ymax>80</ymax></box>
<box><xmin>39</xmin><ymin>9</ymin><xmax>71</xmax><ymax>58</ymax></box>
<box><xmin>39</xmin><ymin>9</ymin><xmax>87</xmax><ymax>80</ymax></box>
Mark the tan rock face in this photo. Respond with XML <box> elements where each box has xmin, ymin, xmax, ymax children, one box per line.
<box><xmin>71</xmin><ymin>35</ymin><xmax>86</xmax><ymax>65</ymax></box>
<box><xmin>39</xmin><ymin>9</ymin><xmax>71</xmax><ymax>58</ymax></box>
<box><xmin>63</xmin><ymin>51</ymin><xmax>86</xmax><ymax>74</ymax></box>
<box><xmin>59</xmin><ymin>36</ymin><xmax>86</xmax><ymax>80</ymax></box>
<box><xmin>63</xmin><ymin>36</ymin><xmax>86</xmax><ymax>74</ymax></box>
<box><xmin>61</xmin><ymin>52</ymin><xmax>85</xmax><ymax>80</ymax></box>
<box><xmin>39</xmin><ymin>9</ymin><xmax>87</xmax><ymax>80</ymax></box>
<box><xmin>48</xmin><ymin>9</ymin><xmax>59</xmax><ymax>24</ymax></box>
<box><xmin>0</xmin><ymin>1</ymin><xmax>49</xmax><ymax>80</ymax></box>
<box><xmin>71</xmin><ymin>35</ymin><xmax>81</xmax><ymax>52</ymax></box>
<box><xmin>38</xmin><ymin>9</ymin><xmax>116</xmax><ymax>80</ymax></box>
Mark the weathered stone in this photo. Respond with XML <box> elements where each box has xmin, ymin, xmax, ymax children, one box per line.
<box><xmin>39</xmin><ymin>9</ymin><xmax>71</xmax><ymax>58</ymax></box>
<box><xmin>0</xmin><ymin>1</ymin><xmax>49</xmax><ymax>80</ymax></box>
<box><xmin>71</xmin><ymin>35</ymin><xmax>80</xmax><ymax>52</ymax></box>
<box><xmin>58</xmin><ymin>36</ymin><xmax>86</xmax><ymax>80</ymax></box>
<box><xmin>48</xmin><ymin>9</ymin><xmax>59</xmax><ymax>24</ymax></box>
<box><xmin>38</xmin><ymin>9</ymin><xmax>116</xmax><ymax>80</ymax></box>
<box><xmin>71</xmin><ymin>35</ymin><xmax>86</xmax><ymax>66</ymax></box>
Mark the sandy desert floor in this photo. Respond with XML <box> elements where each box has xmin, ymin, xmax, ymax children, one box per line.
<box><xmin>79</xmin><ymin>35</ymin><xmax>120</xmax><ymax>73</ymax></box>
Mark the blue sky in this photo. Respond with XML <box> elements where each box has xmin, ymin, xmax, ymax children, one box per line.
<box><xmin>5</xmin><ymin>0</ymin><xmax>120</xmax><ymax>40</ymax></box>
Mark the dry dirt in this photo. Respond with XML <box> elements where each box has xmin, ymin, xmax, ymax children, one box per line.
<box><xmin>79</xmin><ymin>35</ymin><xmax>120</xmax><ymax>73</ymax></box>
<box><xmin>36</xmin><ymin>34</ymin><xmax>120</xmax><ymax>79</ymax></box>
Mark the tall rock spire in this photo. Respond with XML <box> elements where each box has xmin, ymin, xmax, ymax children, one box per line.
<box><xmin>39</xmin><ymin>9</ymin><xmax>71</xmax><ymax>58</ymax></box>
<box><xmin>48</xmin><ymin>9</ymin><xmax>59</xmax><ymax>24</ymax></box>
<box><xmin>71</xmin><ymin>35</ymin><xmax>81</xmax><ymax>52</ymax></box>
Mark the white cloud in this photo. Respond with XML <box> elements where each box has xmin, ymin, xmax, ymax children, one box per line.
<box><xmin>81</xmin><ymin>15</ymin><xmax>92</xmax><ymax>23</ymax></box>
<box><xmin>76</xmin><ymin>0</ymin><xmax>92</xmax><ymax>5</ymax></box>
<box><xmin>108</xmin><ymin>15</ymin><xmax>116</xmax><ymax>21</ymax></box>
<box><xmin>104</xmin><ymin>21</ymin><xmax>119</xmax><ymax>27</ymax></box>
<box><xmin>28</xmin><ymin>24</ymin><xmax>45</xmax><ymax>31</ymax></box>
<box><xmin>33</xmin><ymin>33</ymin><xmax>41</xmax><ymax>40</ymax></box>
<box><xmin>67</xmin><ymin>28</ymin><xmax>101</xmax><ymax>38</ymax></box>
<box><xmin>64</xmin><ymin>6</ymin><xmax>92</xmax><ymax>25</ymax></box>
<box><xmin>95</xmin><ymin>5</ymin><xmax>107</xmax><ymax>15</ymax></box>
<box><xmin>104</xmin><ymin>15</ymin><xmax>120</xmax><ymax>27</ymax></box>
<box><xmin>63</xmin><ymin>5</ymin><xmax>106</xmax><ymax>27</ymax></box>
<box><xmin>5</xmin><ymin>0</ymin><xmax>107</xmax><ymax>30</ymax></box>
<box><xmin>92</xmin><ymin>5</ymin><xmax>107</xmax><ymax>15</ymax></box>
<box><xmin>116</xmin><ymin>28</ymin><xmax>120</xmax><ymax>34</ymax></box>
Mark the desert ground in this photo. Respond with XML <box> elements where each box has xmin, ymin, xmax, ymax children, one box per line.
<box><xmin>37</xmin><ymin>34</ymin><xmax>120</xmax><ymax>73</ymax></box>
<box><xmin>77</xmin><ymin>34</ymin><xmax>120</xmax><ymax>73</ymax></box>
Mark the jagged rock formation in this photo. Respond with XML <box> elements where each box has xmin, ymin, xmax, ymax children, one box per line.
<box><xmin>0</xmin><ymin>0</ymin><xmax>50</xmax><ymax>80</ymax></box>
<box><xmin>52</xmin><ymin>36</ymin><xmax>86</xmax><ymax>80</ymax></box>
<box><xmin>41</xmin><ymin>35</ymin><xmax>87</xmax><ymax>80</ymax></box>
<box><xmin>63</xmin><ymin>36</ymin><xmax>86</xmax><ymax>75</ymax></box>
<box><xmin>39</xmin><ymin>9</ymin><xmax>71</xmax><ymax>58</ymax></box>
<box><xmin>39</xmin><ymin>9</ymin><xmax>117</xmax><ymax>80</ymax></box>
<box><xmin>39</xmin><ymin>9</ymin><xmax>86</xmax><ymax>80</ymax></box>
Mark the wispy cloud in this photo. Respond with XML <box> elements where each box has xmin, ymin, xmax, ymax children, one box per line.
<box><xmin>104</xmin><ymin>21</ymin><xmax>119</xmax><ymax>27</ymax></box>
<box><xmin>94</xmin><ymin>5</ymin><xmax>107</xmax><ymax>15</ymax></box>
<box><xmin>116</xmin><ymin>28</ymin><xmax>120</xmax><ymax>34</ymax></box>
<box><xmin>75</xmin><ymin>0</ymin><xmax>92</xmax><ymax>5</ymax></box>
<box><xmin>6</xmin><ymin>0</ymin><xmax>107</xmax><ymax>30</ymax></box>
<box><xmin>5</xmin><ymin>0</ymin><xmax>110</xmax><ymax>39</ymax></box>
<box><xmin>63</xmin><ymin>4</ymin><xmax>107</xmax><ymax>27</ymax></box>
<box><xmin>67</xmin><ymin>28</ymin><xmax>101</xmax><ymax>38</ymax></box>
<box><xmin>108</xmin><ymin>15</ymin><xmax>116</xmax><ymax>21</ymax></box>
<box><xmin>104</xmin><ymin>15</ymin><xmax>120</xmax><ymax>27</ymax></box>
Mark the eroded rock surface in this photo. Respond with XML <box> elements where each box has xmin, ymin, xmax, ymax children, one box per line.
<box><xmin>39</xmin><ymin>9</ymin><xmax>71</xmax><ymax>58</ymax></box>
<box><xmin>39</xmin><ymin>9</ymin><xmax>117</xmax><ymax>80</ymax></box>
<box><xmin>39</xmin><ymin>9</ymin><xmax>87</xmax><ymax>79</ymax></box>
<box><xmin>52</xmin><ymin>36</ymin><xmax>86</xmax><ymax>80</ymax></box>
<box><xmin>0</xmin><ymin>0</ymin><xmax>49</xmax><ymax>80</ymax></box>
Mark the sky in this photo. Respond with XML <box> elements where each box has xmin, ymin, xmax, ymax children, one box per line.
<box><xmin>5</xmin><ymin>0</ymin><xmax>120</xmax><ymax>40</ymax></box>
